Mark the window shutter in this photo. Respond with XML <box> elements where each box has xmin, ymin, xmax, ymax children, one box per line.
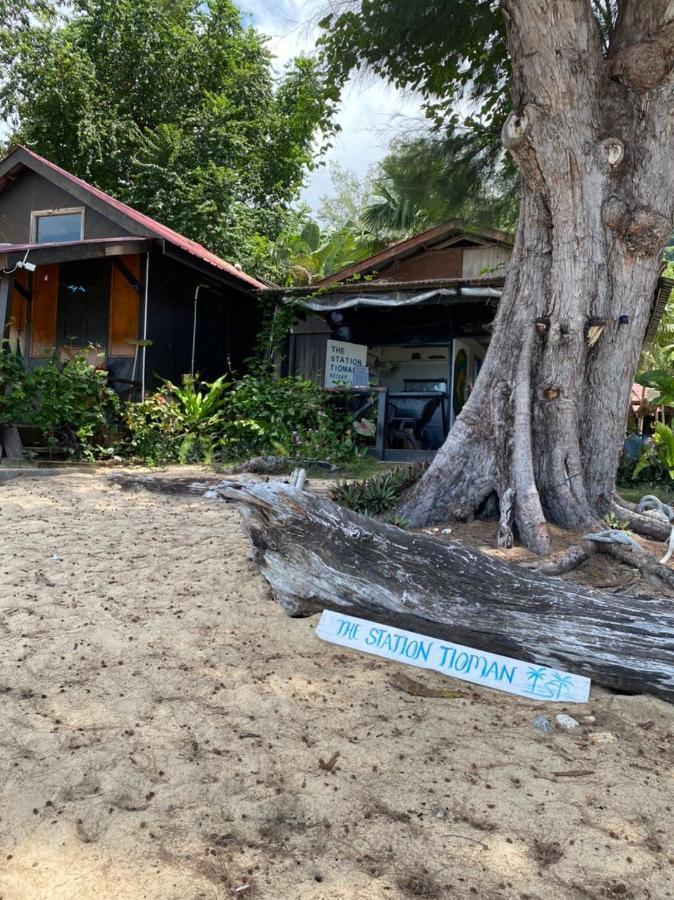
<box><xmin>30</xmin><ymin>264</ymin><xmax>59</xmax><ymax>358</ymax></box>
<box><xmin>109</xmin><ymin>255</ymin><xmax>141</xmax><ymax>357</ymax></box>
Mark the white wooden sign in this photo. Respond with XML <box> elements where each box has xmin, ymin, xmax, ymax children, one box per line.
<box><xmin>316</xmin><ymin>610</ymin><xmax>591</xmax><ymax>703</ymax></box>
<box><xmin>324</xmin><ymin>339</ymin><xmax>368</xmax><ymax>388</ymax></box>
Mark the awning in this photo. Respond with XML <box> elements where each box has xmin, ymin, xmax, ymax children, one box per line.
<box><xmin>298</xmin><ymin>286</ymin><xmax>502</xmax><ymax>312</ymax></box>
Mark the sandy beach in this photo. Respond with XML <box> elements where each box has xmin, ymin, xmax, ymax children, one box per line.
<box><xmin>0</xmin><ymin>469</ymin><xmax>672</xmax><ymax>899</ymax></box>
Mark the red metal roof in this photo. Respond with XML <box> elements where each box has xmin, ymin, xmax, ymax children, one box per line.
<box><xmin>311</xmin><ymin>220</ymin><xmax>514</xmax><ymax>287</ymax></box>
<box><xmin>9</xmin><ymin>145</ymin><xmax>265</xmax><ymax>291</ymax></box>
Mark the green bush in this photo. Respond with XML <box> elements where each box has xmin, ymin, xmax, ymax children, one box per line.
<box><xmin>0</xmin><ymin>345</ymin><xmax>121</xmax><ymax>458</ymax></box>
<box><xmin>217</xmin><ymin>375</ymin><xmax>362</xmax><ymax>463</ymax></box>
<box><xmin>123</xmin><ymin>374</ymin><xmax>367</xmax><ymax>466</ymax></box>
<box><xmin>630</xmin><ymin>422</ymin><xmax>674</xmax><ymax>483</ymax></box>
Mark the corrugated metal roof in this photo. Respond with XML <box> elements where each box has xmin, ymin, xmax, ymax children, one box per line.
<box><xmin>645</xmin><ymin>277</ymin><xmax>674</xmax><ymax>345</ymax></box>
<box><xmin>3</xmin><ymin>145</ymin><xmax>265</xmax><ymax>291</ymax></box>
<box><xmin>309</xmin><ymin>221</ymin><xmax>514</xmax><ymax>288</ymax></box>
<box><xmin>275</xmin><ymin>275</ymin><xmax>506</xmax><ymax>296</ymax></box>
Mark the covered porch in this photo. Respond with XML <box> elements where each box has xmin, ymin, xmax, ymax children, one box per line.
<box><xmin>285</xmin><ymin>279</ymin><xmax>500</xmax><ymax>461</ymax></box>
<box><xmin>1</xmin><ymin>236</ymin><xmax>260</xmax><ymax>396</ymax></box>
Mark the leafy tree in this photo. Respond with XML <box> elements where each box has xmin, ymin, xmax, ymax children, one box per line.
<box><xmin>271</xmin><ymin>216</ymin><xmax>380</xmax><ymax>286</ymax></box>
<box><xmin>362</xmin><ymin>134</ymin><xmax>518</xmax><ymax>239</ymax></box>
<box><xmin>316</xmin><ymin>161</ymin><xmax>374</xmax><ymax>232</ymax></box>
<box><xmin>1</xmin><ymin>0</ymin><xmax>337</xmax><ymax>275</ymax></box>
<box><xmin>321</xmin><ymin>1</ymin><xmax>674</xmax><ymax>555</ymax></box>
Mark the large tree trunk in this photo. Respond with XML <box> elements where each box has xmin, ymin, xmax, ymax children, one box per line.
<box><xmin>399</xmin><ymin>1</ymin><xmax>674</xmax><ymax>554</ymax></box>
<box><xmin>221</xmin><ymin>481</ymin><xmax>674</xmax><ymax>702</ymax></box>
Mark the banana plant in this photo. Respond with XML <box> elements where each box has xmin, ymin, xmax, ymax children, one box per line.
<box><xmin>635</xmin><ymin>369</ymin><xmax>674</xmax><ymax>407</ymax></box>
<box><xmin>167</xmin><ymin>374</ymin><xmax>230</xmax><ymax>431</ymax></box>
<box><xmin>632</xmin><ymin>421</ymin><xmax>674</xmax><ymax>480</ymax></box>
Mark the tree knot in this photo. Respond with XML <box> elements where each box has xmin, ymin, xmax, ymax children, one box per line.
<box><xmin>602</xmin><ymin>199</ymin><xmax>671</xmax><ymax>257</ymax></box>
<box><xmin>598</xmin><ymin>138</ymin><xmax>624</xmax><ymax>170</ymax></box>
<box><xmin>609</xmin><ymin>23</ymin><xmax>674</xmax><ymax>93</ymax></box>
<box><xmin>502</xmin><ymin>107</ymin><xmax>532</xmax><ymax>150</ymax></box>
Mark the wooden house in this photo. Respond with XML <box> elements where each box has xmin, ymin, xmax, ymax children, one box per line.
<box><xmin>0</xmin><ymin>145</ymin><xmax>264</xmax><ymax>395</ymax></box>
<box><xmin>277</xmin><ymin>221</ymin><xmax>674</xmax><ymax>460</ymax></box>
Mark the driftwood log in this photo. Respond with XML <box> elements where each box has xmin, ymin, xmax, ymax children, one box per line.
<box><xmin>219</xmin><ymin>482</ymin><xmax>674</xmax><ymax>703</ymax></box>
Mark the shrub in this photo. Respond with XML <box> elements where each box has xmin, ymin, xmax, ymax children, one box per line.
<box><xmin>0</xmin><ymin>345</ymin><xmax>121</xmax><ymax>458</ymax></box>
<box><xmin>330</xmin><ymin>463</ymin><xmax>428</xmax><ymax>523</ymax></box>
<box><xmin>123</xmin><ymin>386</ymin><xmax>186</xmax><ymax>465</ymax></box>
<box><xmin>216</xmin><ymin>375</ymin><xmax>364</xmax><ymax>463</ymax></box>
<box><xmin>630</xmin><ymin>423</ymin><xmax>674</xmax><ymax>483</ymax></box>
<box><xmin>123</xmin><ymin>374</ymin><xmax>366</xmax><ymax>466</ymax></box>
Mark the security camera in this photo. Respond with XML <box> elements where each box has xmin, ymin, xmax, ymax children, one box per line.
<box><xmin>21</xmin><ymin>261</ymin><xmax>36</xmax><ymax>273</ymax></box>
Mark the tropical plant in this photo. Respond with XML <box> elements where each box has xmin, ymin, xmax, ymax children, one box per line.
<box><xmin>362</xmin><ymin>135</ymin><xmax>518</xmax><ymax>240</ymax></box>
<box><xmin>271</xmin><ymin>218</ymin><xmax>381</xmax><ymax>286</ymax></box>
<box><xmin>634</xmin><ymin>370</ymin><xmax>674</xmax><ymax>408</ymax></box>
<box><xmin>632</xmin><ymin>423</ymin><xmax>674</xmax><ymax>482</ymax></box>
<box><xmin>330</xmin><ymin>463</ymin><xmax>428</xmax><ymax>519</ymax></box>
<box><xmin>164</xmin><ymin>374</ymin><xmax>230</xmax><ymax>431</ymax></box>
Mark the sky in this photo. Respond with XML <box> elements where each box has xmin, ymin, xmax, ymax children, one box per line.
<box><xmin>234</xmin><ymin>0</ymin><xmax>426</xmax><ymax>215</ymax></box>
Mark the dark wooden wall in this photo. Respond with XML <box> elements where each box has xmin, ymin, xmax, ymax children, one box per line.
<box><xmin>0</xmin><ymin>170</ymin><xmax>131</xmax><ymax>244</ymax></box>
<box><xmin>144</xmin><ymin>251</ymin><xmax>261</xmax><ymax>386</ymax></box>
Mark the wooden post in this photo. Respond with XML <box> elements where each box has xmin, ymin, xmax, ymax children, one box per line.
<box><xmin>0</xmin><ymin>273</ymin><xmax>13</xmax><ymax>338</ymax></box>
<box><xmin>375</xmin><ymin>387</ymin><xmax>388</xmax><ymax>460</ymax></box>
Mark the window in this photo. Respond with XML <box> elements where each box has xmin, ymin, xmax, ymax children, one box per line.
<box><xmin>31</xmin><ymin>208</ymin><xmax>84</xmax><ymax>244</ymax></box>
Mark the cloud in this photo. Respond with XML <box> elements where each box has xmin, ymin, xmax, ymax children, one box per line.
<box><xmin>233</xmin><ymin>0</ymin><xmax>426</xmax><ymax>212</ymax></box>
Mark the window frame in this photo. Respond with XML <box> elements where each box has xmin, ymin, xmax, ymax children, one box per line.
<box><xmin>30</xmin><ymin>207</ymin><xmax>85</xmax><ymax>244</ymax></box>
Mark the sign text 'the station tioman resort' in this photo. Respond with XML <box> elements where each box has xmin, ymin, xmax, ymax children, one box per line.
<box><xmin>324</xmin><ymin>339</ymin><xmax>368</xmax><ymax>388</ymax></box>
<box><xmin>317</xmin><ymin>610</ymin><xmax>591</xmax><ymax>702</ymax></box>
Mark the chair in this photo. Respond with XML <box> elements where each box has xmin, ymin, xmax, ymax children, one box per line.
<box><xmin>388</xmin><ymin>396</ymin><xmax>443</xmax><ymax>450</ymax></box>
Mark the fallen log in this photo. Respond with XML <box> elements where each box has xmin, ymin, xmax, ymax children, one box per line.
<box><xmin>219</xmin><ymin>481</ymin><xmax>674</xmax><ymax>703</ymax></box>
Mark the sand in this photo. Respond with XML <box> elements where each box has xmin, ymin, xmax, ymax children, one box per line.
<box><xmin>0</xmin><ymin>468</ymin><xmax>672</xmax><ymax>900</ymax></box>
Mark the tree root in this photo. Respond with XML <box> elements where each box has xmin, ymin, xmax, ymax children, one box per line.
<box><xmin>611</xmin><ymin>498</ymin><xmax>672</xmax><ymax>541</ymax></box>
<box><xmin>526</xmin><ymin>528</ymin><xmax>674</xmax><ymax>593</ymax></box>
<box><xmin>527</xmin><ymin>542</ymin><xmax>597</xmax><ymax>575</ymax></box>
<box><xmin>594</xmin><ymin>541</ymin><xmax>674</xmax><ymax>593</ymax></box>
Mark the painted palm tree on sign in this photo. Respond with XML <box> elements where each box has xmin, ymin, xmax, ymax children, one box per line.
<box><xmin>525</xmin><ymin>666</ymin><xmax>548</xmax><ymax>696</ymax></box>
<box><xmin>546</xmin><ymin>672</ymin><xmax>574</xmax><ymax>700</ymax></box>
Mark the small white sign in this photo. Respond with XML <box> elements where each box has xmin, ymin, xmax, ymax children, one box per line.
<box><xmin>324</xmin><ymin>339</ymin><xmax>368</xmax><ymax>388</ymax></box>
<box><xmin>316</xmin><ymin>610</ymin><xmax>591</xmax><ymax>703</ymax></box>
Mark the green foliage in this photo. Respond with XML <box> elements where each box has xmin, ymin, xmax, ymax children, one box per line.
<box><xmin>363</xmin><ymin>134</ymin><xmax>518</xmax><ymax>239</ymax></box>
<box><xmin>630</xmin><ymin>423</ymin><xmax>674</xmax><ymax>482</ymax></box>
<box><xmin>2</xmin><ymin>0</ymin><xmax>337</xmax><ymax>276</ymax></box>
<box><xmin>217</xmin><ymin>376</ymin><xmax>361</xmax><ymax>463</ymax></box>
<box><xmin>124</xmin><ymin>374</ymin><xmax>366</xmax><ymax>465</ymax></box>
<box><xmin>602</xmin><ymin>511</ymin><xmax>628</xmax><ymax>530</ymax></box>
<box><xmin>249</xmin><ymin>293</ymin><xmax>306</xmax><ymax>374</ymax></box>
<box><xmin>635</xmin><ymin>370</ymin><xmax>674</xmax><ymax>407</ymax></box>
<box><xmin>164</xmin><ymin>374</ymin><xmax>230</xmax><ymax>430</ymax></box>
<box><xmin>330</xmin><ymin>463</ymin><xmax>428</xmax><ymax>521</ymax></box>
<box><xmin>124</xmin><ymin>374</ymin><xmax>229</xmax><ymax>464</ymax></box>
<box><xmin>124</xmin><ymin>385</ymin><xmax>186</xmax><ymax>465</ymax></box>
<box><xmin>271</xmin><ymin>216</ymin><xmax>382</xmax><ymax>287</ymax></box>
<box><xmin>0</xmin><ymin>345</ymin><xmax>121</xmax><ymax>457</ymax></box>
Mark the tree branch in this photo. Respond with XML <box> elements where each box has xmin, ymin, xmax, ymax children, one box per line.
<box><xmin>610</xmin><ymin>3</ymin><xmax>674</xmax><ymax>90</ymax></box>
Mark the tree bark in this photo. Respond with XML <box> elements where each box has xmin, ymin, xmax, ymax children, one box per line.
<box><xmin>221</xmin><ymin>481</ymin><xmax>674</xmax><ymax>703</ymax></box>
<box><xmin>399</xmin><ymin>1</ymin><xmax>674</xmax><ymax>553</ymax></box>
